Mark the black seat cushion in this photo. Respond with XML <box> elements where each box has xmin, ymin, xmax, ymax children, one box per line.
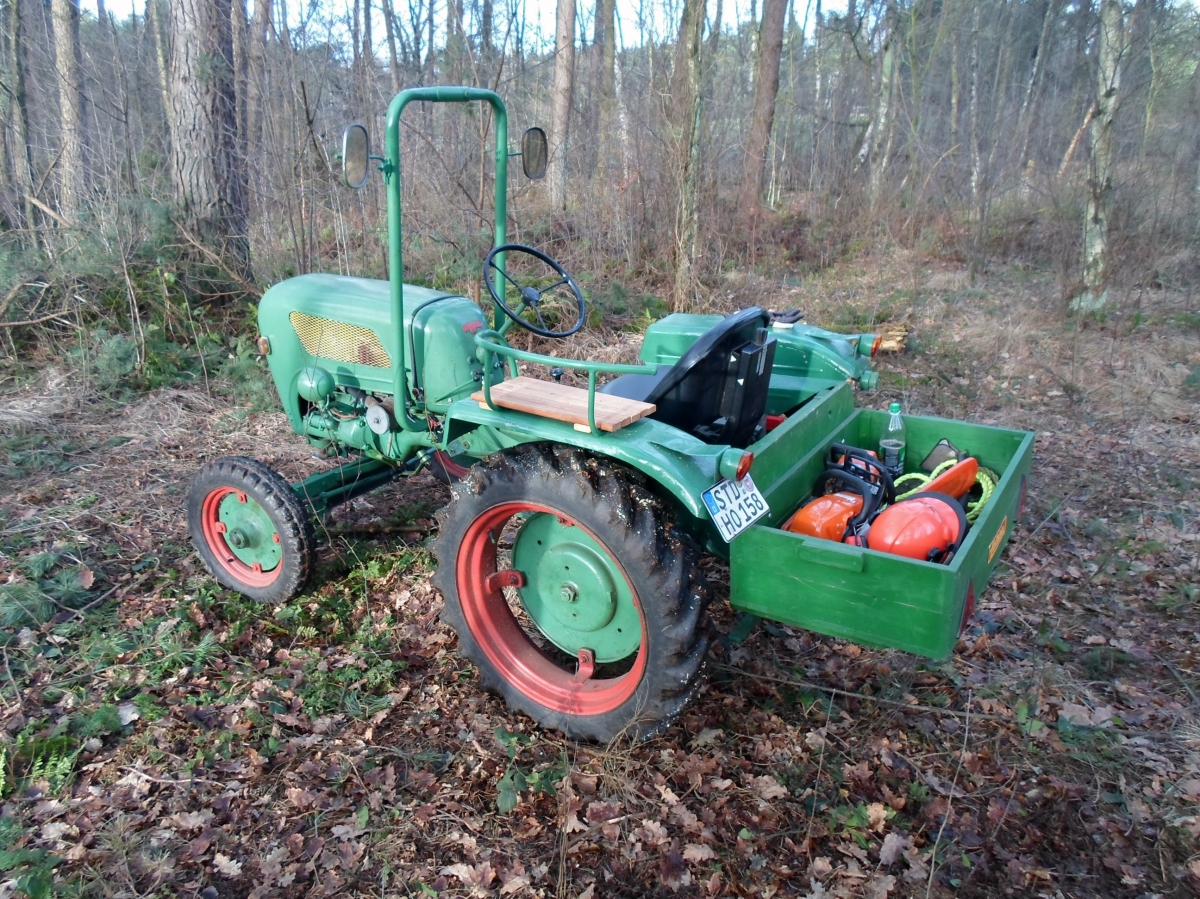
<box><xmin>600</xmin><ymin>307</ymin><xmax>776</xmax><ymax>447</ymax></box>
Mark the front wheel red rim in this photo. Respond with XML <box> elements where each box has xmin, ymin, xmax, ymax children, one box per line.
<box><xmin>456</xmin><ymin>502</ymin><xmax>646</xmax><ymax>716</ymax></box>
<box><xmin>200</xmin><ymin>487</ymin><xmax>282</xmax><ymax>588</ymax></box>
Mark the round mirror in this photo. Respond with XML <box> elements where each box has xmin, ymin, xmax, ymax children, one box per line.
<box><xmin>521</xmin><ymin>127</ymin><xmax>548</xmax><ymax>181</ymax></box>
<box><xmin>342</xmin><ymin>124</ymin><xmax>370</xmax><ymax>189</ymax></box>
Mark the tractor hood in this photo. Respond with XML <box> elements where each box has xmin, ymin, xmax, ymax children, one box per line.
<box><xmin>258</xmin><ymin>273</ymin><xmax>489</xmax><ymax>428</ymax></box>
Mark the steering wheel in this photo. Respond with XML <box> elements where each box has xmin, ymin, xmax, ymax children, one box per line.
<box><xmin>483</xmin><ymin>243</ymin><xmax>586</xmax><ymax>338</ymax></box>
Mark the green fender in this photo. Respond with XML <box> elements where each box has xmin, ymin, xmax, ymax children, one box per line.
<box><xmin>442</xmin><ymin>399</ymin><xmax>725</xmax><ymax>525</ymax></box>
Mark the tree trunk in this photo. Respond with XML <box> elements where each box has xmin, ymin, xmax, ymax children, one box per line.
<box><xmin>382</xmin><ymin>0</ymin><xmax>401</xmax><ymax>95</ymax></box>
<box><xmin>147</xmin><ymin>0</ymin><xmax>173</xmax><ymax>146</ymax></box>
<box><xmin>51</xmin><ymin>0</ymin><xmax>86</xmax><ymax>221</ymax></box>
<box><xmin>708</xmin><ymin>0</ymin><xmax>722</xmax><ymax>54</ymax></box>
<box><xmin>738</xmin><ymin>0</ymin><xmax>787</xmax><ymax>226</ymax></box>
<box><xmin>232</xmin><ymin>0</ymin><xmax>249</xmax><ymax>163</ymax></box>
<box><xmin>864</xmin><ymin>4</ymin><xmax>897</xmax><ymax>202</ymax></box>
<box><xmin>247</xmin><ymin>0</ymin><xmax>271</xmax><ymax>154</ymax></box>
<box><xmin>968</xmin><ymin>4</ymin><xmax>981</xmax><ymax>213</ymax></box>
<box><xmin>967</xmin><ymin>2</ymin><xmax>981</xmax><ymax>279</ymax></box>
<box><xmin>1015</xmin><ymin>0</ymin><xmax>1062</xmax><ymax>172</ymax></box>
<box><xmin>168</xmin><ymin>0</ymin><xmax>251</xmax><ymax>277</ymax></box>
<box><xmin>6</xmin><ymin>0</ymin><xmax>36</xmax><ymax>237</ymax></box>
<box><xmin>548</xmin><ymin>0</ymin><xmax>575</xmax><ymax>211</ymax></box>
<box><xmin>949</xmin><ymin>19</ymin><xmax>959</xmax><ymax>158</ymax></box>
<box><xmin>672</xmin><ymin>0</ymin><xmax>706</xmax><ymax>311</ymax></box>
<box><xmin>1075</xmin><ymin>0</ymin><xmax>1124</xmax><ymax>312</ymax></box>
<box><xmin>594</xmin><ymin>0</ymin><xmax>615</xmax><ymax>138</ymax></box>
<box><xmin>481</xmin><ymin>0</ymin><xmax>493</xmax><ymax>58</ymax></box>
<box><xmin>362</xmin><ymin>0</ymin><xmax>373</xmax><ymax>86</ymax></box>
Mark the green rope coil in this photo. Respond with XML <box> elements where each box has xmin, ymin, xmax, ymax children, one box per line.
<box><xmin>895</xmin><ymin>458</ymin><xmax>958</xmax><ymax>500</ymax></box>
<box><xmin>967</xmin><ymin>469</ymin><xmax>997</xmax><ymax>523</ymax></box>
<box><xmin>892</xmin><ymin>459</ymin><xmax>997</xmax><ymax>523</ymax></box>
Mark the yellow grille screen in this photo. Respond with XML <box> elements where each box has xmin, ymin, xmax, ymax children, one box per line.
<box><xmin>289</xmin><ymin>312</ymin><xmax>391</xmax><ymax>368</ymax></box>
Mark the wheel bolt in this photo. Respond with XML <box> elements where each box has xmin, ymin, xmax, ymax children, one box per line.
<box><xmin>227</xmin><ymin>529</ymin><xmax>247</xmax><ymax>548</ymax></box>
<box><xmin>560</xmin><ymin>584</ymin><xmax>577</xmax><ymax>603</ymax></box>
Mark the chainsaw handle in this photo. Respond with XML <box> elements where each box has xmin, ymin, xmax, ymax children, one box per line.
<box><xmin>814</xmin><ymin>468</ymin><xmax>884</xmax><ymax>533</ymax></box>
<box><xmin>827</xmin><ymin>444</ymin><xmax>896</xmax><ymax>504</ymax></box>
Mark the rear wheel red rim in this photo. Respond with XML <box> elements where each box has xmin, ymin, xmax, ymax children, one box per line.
<box><xmin>455</xmin><ymin>501</ymin><xmax>646</xmax><ymax>715</ymax></box>
<box><xmin>433</xmin><ymin>451</ymin><xmax>471</xmax><ymax>480</ymax></box>
<box><xmin>200</xmin><ymin>487</ymin><xmax>282</xmax><ymax>588</ymax></box>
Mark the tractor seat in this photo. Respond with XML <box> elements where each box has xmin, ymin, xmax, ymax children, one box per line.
<box><xmin>600</xmin><ymin>307</ymin><xmax>776</xmax><ymax>448</ymax></box>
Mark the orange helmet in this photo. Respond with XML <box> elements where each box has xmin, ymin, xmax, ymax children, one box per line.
<box><xmin>867</xmin><ymin>492</ymin><xmax>967</xmax><ymax>564</ymax></box>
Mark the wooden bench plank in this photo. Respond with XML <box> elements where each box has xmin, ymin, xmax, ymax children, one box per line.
<box><xmin>471</xmin><ymin>376</ymin><xmax>655</xmax><ymax>433</ymax></box>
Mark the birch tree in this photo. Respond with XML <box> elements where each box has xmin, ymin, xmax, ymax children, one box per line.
<box><xmin>1075</xmin><ymin>0</ymin><xmax>1124</xmax><ymax>313</ymax></box>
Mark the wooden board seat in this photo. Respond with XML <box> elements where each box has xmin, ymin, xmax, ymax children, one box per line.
<box><xmin>471</xmin><ymin>376</ymin><xmax>656</xmax><ymax>433</ymax></box>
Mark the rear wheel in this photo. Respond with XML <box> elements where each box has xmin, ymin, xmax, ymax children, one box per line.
<box><xmin>427</xmin><ymin>450</ymin><xmax>471</xmax><ymax>485</ymax></box>
<box><xmin>432</xmin><ymin>445</ymin><xmax>710</xmax><ymax>742</ymax></box>
<box><xmin>188</xmin><ymin>456</ymin><xmax>316</xmax><ymax>604</ymax></box>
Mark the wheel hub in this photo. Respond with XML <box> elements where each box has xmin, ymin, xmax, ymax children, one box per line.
<box><xmin>512</xmin><ymin>512</ymin><xmax>640</xmax><ymax>662</ymax></box>
<box><xmin>216</xmin><ymin>491</ymin><xmax>282</xmax><ymax>572</ymax></box>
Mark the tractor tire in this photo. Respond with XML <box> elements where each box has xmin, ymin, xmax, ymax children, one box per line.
<box><xmin>432</xmin><ymin>444</ymin><xmax>710</xmax><ymax>742</ymax></box>
<box><xmin>188</xmin><ymin>456</ymin><xmax>316</xmax><ymax>604</ymax></box>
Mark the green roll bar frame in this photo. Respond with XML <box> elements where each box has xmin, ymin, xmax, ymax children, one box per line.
<box><xmin>474</xmin><ymin>330</ymin><xmax>660</xmax><ymax>434</ymax></box>
<box><xmin>383</xmin><ymin>86</ymin><xmax>510</xmax><ymax>432</ymax></box>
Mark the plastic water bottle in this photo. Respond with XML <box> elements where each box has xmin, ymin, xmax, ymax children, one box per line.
<box><xmin>879</xmin><ymin>402</ymin><xmax>906</xmax><ymax>477</ymax></box>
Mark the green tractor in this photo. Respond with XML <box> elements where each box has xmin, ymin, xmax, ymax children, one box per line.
<box><xmin>188</xmin><ymin>87</ymin><xmax>1033</xmax><ymax>742</ymax></box>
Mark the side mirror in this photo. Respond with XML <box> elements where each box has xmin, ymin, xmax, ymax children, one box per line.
<box><xmin>521</xmin><ymin>127</ymin><xmax>547</xmax><ymax>181</ymax></box>
<box><xmin>342</xmin><ymin>123</ymin><xmax>370</xmax><ymax>189</ymax></box>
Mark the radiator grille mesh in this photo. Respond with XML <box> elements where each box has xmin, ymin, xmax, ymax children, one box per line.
<box><xmin>289</xmin><ymin>311</ymin><xmax>391</xmax><ymax>368</ymax></box>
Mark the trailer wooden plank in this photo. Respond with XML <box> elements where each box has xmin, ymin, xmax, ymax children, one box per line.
<box><xmin>471</xmin><ymin>376</ymin><xmax>655</xmax><ymax>433</ymax></box>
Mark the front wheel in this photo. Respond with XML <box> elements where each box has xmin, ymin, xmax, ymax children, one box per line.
<box><xmin>188</xmin><ymin>456</ymin><xmax>316</xmax><ymax>604</ymax></box>
<box><xmin>432</xmin><ymin>445</ymin><xmax>710</xmax><ymax>742</ymax></box>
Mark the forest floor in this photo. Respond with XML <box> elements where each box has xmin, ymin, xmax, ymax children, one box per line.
<box><xmin>1</xmin><ymin>251</ymin><xmax>1198</xmax><ymax>899</ymax></box>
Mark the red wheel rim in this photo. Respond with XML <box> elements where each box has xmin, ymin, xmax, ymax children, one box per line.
<box><xmin>200</xmin><ymin>487</ymin><xmax>282</xmax><ymax>588</ymax></box>
<box><xmin>434</xmin><ymin>451</ymin><xmax>471</xmax><ymax>480</ymax></box>
<box><xmin>456</xmin><ymin>501</ymin><xmax>646</xmax><ymax>715</ymax></box>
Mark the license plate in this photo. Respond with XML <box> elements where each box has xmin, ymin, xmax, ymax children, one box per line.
<box><xmin>702</xmin><ymin>474</ymin><xmax>770</xmax><ymax>542</ymax></box>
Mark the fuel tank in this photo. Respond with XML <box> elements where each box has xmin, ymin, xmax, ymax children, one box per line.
<box><xmin>257</xmin><ymin>273</ymin><xmax>490</xmax><ymax>430</ymax></box>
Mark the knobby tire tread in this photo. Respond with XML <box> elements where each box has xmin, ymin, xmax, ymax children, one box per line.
<box><xmin>188</xmin><ymin>456</ymin><xmax>316</xmax><ymax>604</ymax></box>
<box><xmin>432</xmin><ymin>443</ymin><xmax>711</xmax><ymax>742</ymax></box>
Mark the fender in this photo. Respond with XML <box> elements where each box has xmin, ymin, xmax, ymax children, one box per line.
<box><xmin>442</xmin><ymin>399</ymin><xmax>723</xmax><ymax>525</ymax></box>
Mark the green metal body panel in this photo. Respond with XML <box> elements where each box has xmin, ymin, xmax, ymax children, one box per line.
<box><xmin>292</xmin><ymin>457</ymin><xmax>398</xmax><ymax>515</ymax></box>
<box><xmin>638</xmin><ymin>314</ymin><xmax>880</xmax><ymax>409</ymax></box>
<box><xmin>728</xmin><ymin>408</ymin><xmax>1034</xmax><ymax>659</ymax></box>
<box><xmin>258</xmin><ymin>273</ymin><xmax>487</xmax><ymax>433</ymax></box>
<box><xmin>443</xmin><ymin>399</ymin><xmax>724</xmax><ymax>531</ymax></box>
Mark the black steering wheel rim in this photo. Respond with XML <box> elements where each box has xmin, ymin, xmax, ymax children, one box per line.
<box><xmin>483</xmin><ymin>243</ymin><xmax>586</xmax><ymax>338</ymax></box>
